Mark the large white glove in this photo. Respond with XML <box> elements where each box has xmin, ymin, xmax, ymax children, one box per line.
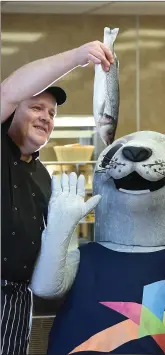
<box><xmin>30</xmin><ymin>172</ymin><xmax>101</xmax><ymax>298</ymax></box>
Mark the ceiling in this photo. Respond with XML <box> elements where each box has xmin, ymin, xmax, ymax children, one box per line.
<box><xmin>1</xmin><ymin>1</ymin><xmax>165</xmax><ymax>16</ymax></box>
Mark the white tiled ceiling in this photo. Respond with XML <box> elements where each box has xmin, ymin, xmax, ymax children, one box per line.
<box><xmin>1</xmin><ymin>1</ymin><xmax>165</xmax><ymax>15</ymax></box>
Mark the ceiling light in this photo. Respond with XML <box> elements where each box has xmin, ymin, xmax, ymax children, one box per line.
<box><xmin>50</xmin><ymin>130</ymin><xmax>94</xmax><ymax>139</ymax></box>
<box><xmin>1</xmin><ymin>32</ymin><xmax>44</xmax><ymax>42</ymax></box>
<box><xmin>1</xmin><ymin>46</ymin><xmax>19</xmax><ymax>55</ymax></box>
<box><xmin>54</xmin><ymin>116</ymin><xmax>95</xmax><ymax>127</ymax></box>
<box><xmin>120</xmin><ymin>29</ymin><xmax>165</xmax><ymax>39</ymax></box>
<box><xmin>115</xmin><ymin>40</ymin><xmax>164</xmax><ymax>51</ymax></box>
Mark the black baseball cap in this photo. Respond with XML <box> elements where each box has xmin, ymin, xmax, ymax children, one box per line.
<box><xmin>40</xmin><ymin>86</ymin><xmax>67</xmax><ymax>106</ymax></box>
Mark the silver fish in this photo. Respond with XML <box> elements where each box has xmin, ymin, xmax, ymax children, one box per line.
<box><xmin>93</xmin><ymin>27</ymin><xmax>120</xmax><ymax>146</ymax></box>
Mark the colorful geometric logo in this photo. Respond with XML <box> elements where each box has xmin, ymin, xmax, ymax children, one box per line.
<box><xmin>70</xmin><ymin>280</ymin><xmax>165</xmax><ymax>353</ymax></box>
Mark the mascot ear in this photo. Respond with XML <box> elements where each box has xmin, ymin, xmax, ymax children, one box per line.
<box><xmin>93</xmin><ymin>27</ymin><xmax>120</xmax><ymax>147</ymax></box>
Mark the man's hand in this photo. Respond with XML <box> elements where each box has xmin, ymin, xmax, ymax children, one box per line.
<box><xmin>47</xmin><ymin>172</ymin><xmax>101</xmax><ymax>236</ymax></box>
<box><xmin>75</xmin><ymin>41</ymin><xmax>114</xmax><ymax>71</ymax></box>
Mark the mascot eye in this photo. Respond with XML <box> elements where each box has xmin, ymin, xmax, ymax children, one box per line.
<box><xmin>102</xmin><ymin>144</ymin><xmax>123</xmax><ymax>168</ymax></box>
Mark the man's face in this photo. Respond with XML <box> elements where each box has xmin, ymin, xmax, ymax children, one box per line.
<box><xmin>10</xmin><ymin>91</ymin><xmax>57</xmax><ymax>153</ymax></box>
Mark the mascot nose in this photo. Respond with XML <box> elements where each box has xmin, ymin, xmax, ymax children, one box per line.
<box><xmin>122</xmin><ymin>146</ymin><xmax>152</xmax><ymax>162</ymax></box>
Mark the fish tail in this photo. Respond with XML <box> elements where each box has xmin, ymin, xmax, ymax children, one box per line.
<box><xmin>104</xmin><ymin>27</ymin><xmax>119</xmax><ymax>48</ymax></box>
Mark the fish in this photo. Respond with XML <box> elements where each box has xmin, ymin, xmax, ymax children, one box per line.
<box><xmin>93</xmin><ymin>27</ymin><xmax>120</xmax><ymax>146</ymax></box>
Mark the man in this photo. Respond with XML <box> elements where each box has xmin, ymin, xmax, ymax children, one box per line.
<box><xmin>1</xmin><ymin>40</ymin><xmax>114</xmax><ymax>355</ymax></box>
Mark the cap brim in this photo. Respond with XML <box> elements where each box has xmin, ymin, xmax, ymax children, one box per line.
<box><xmin>45</xmin><ymin>86</ymin><xmax>67</xmax><ymax>106</ymax></box>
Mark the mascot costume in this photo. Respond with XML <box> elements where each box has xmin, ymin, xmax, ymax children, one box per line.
<box><xmin>31</xmin><ymin>28</ymin><xmax>165</xmax><ymax>355</ymax></box>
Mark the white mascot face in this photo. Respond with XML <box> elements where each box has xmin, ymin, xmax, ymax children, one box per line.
<box><xmin>94</xmin><ymin>131</ymin><xmax>165</xmax><ymax>247</ymax></box>
<box><xmin>95</xmin><ymin>131</ymin><xmax>165</xmax><ymax>195</ymax></box>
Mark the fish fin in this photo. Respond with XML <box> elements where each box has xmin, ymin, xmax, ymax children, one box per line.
<box><xmin>115</xmin><ymin>54</ymin><xmax>120</xmax><ymax>76</ymax></box>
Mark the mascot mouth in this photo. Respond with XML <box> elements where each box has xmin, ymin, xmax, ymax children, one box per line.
<box><xmin>113</xmin><ymin>172</ymin><xmax>165</xmax><ymax>194</ymax></box>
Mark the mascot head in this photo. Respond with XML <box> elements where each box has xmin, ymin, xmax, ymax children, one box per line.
<box><xmin>93</xmin><ymin>131</ymin><xmax>165</xmax><ymax>250</ymax></box>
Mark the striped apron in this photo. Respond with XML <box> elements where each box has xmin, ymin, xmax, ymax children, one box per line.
<box><xmin>1</xmin><ymin>280</ymin><xmax>33</xmax><ymax>355</ymax></box>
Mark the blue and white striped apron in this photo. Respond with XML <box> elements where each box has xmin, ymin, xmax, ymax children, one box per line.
<box><xmin>1</xmin><ymin>280</ymin><xmax>33</xmax><ymax>355</ymax></box>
